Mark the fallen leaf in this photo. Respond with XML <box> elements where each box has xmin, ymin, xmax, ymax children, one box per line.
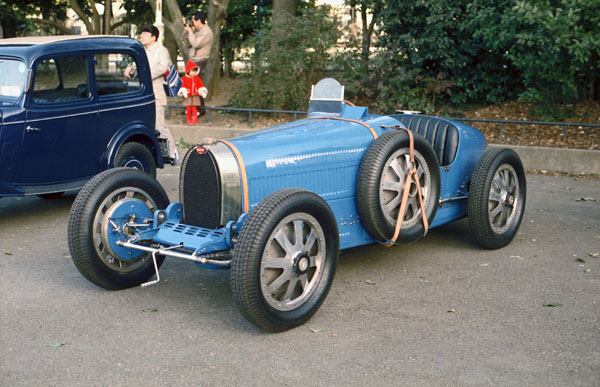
<box><xmin>447</xmin><ymin>309</ymin><xmax>456</xmax><ymax>313</ymax></box>
<box><xmin>590</xmin><ymin>253</ymin><xmax>599</xmax><ymax>258</ymax></box>
<box><xmin>584</xmin><ymin>268</ymin><xmax>591</xmax><ymax>273</ymax></box>
<box><xmin>478</xmin><ymin>263</ymin><xmax>489</xmax><ymax>267</ymax></box>
<box><xmin>5</xmin><ymin>251</ymin><xmax>12</xmax><ymax>256</ymax></box>
<box><xmin>575</xmin><ymin>197</ymin><xmax>598</xmax><ymax>202</ymax></box>
<box><xmin>142</xmin><ymin>308</ymin><xmax>158</xmax><ymax>313</ymax></box>
<box><xmin>543</xmin><ymin>303</ymin><xmax>563</xmax><ymax>307</ymax></box>
<box><xmin>47</xmin><ymin>342</ymin><xmax>65</xmax><ymax>348</ymax></box>
<box><xmin>366</xmin><ymin>280</ymin><xmax>376</xmax><ymax>285</ymax></box>
<box><xmin>575</xmin><ymin>258</ymin><xmax>586</xmax><ymax>263</ymax></box>
<box><xmin>564</xmin><ymin>187</ymin><xmax>574</xmax><ymax>190</ymax></box>
<box><xmin>310</xmin><ymin>328</ymin><xmax>320</xmax><ymax>333</ymax></box>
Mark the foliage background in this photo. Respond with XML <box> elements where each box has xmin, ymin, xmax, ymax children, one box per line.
<box><xmin>1</xmin><ymin>0</ymin><xmax>598</xmax><ymax>120</ymax></box>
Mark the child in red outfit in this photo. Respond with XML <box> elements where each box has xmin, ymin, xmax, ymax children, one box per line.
<box><xmin>178</xmin><ymin>60</ymin><xmax>208</xmax><ymax>125</ymax></box>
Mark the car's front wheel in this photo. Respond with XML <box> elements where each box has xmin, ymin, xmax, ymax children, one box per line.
<box><xmin>68</xmin><ymin>168</ymin><xmax>169</xmax><ymax>289</ymax></box>
<box><xmin>231</xmin><ymin>189</ymin><xmax>339</xmax><ymax>332</ymax></box>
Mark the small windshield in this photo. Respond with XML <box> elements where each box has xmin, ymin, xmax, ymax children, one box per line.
<box><xmin>310</xmin><ymin>78</ymin><xmax>344</xmax><ymax>101</ymax></box>
<box><xmin>308</xmin><ymin>78</ymin><xmax>344</xmax><ymax>115</ymax></box>
<box><xmin>0</xmin><ymin>58</ymin><xmax>27</xmax><ymax>105</ymax></box>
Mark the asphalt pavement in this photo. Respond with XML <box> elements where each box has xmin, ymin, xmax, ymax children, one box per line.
<box><xmin>1</xmin><ymin>168</ymin><xmax>599</xmax><ymax>386</ymax></box>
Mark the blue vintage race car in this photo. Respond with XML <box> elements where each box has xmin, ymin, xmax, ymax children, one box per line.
<box><xmin>68</xmin><ymin>79</ymin><xmax>526</xmax><ymax>332</ymax></box>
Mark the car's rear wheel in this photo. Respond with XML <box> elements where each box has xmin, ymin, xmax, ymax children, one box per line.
<box><xmin>468</xmin><ymin>148</ymin><xmax>526</xmax><ymax>249</ymax></box>
<box><xmin>68</xmin><ymin>168</ymin><xmax>169</xmax><ymax>290</ymax></box>
<box><xmin>115</xmin><ymin>142</ymin><xmax>156</xmax><ymax>178</ymax></box>
<box><xmin>357</xmin><ymin>130</ymin><xmax>440</xmax><ymax>243</ymax></box>
<box><xmin>231</xmin><ymin>189</ymin><xmax>339</xmax><ymax>332</ymax></box>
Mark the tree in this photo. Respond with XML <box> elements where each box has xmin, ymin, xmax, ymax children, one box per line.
<box><xmin>156</xmin><ymin>0</ymin><xmax>187</xmax><ymax>65</ymax></box>
<box><xmin>221</xmin><ymin>0</ymin><xmax>273</xmax><ymax>77</ymax></box>
<box><xmin>0</xmin><ymin>0</ymin><xmax>69</xmax><ymax>37</ymax></box>
<box><xmin>204</xmin><ymin>0</ymin><xmax>231</xmax><ymax>96</ymax></box>
<box><xmin>230</xmin><ymin>6</ymin><xmax>340</xmax><ymax>110</ymax></box>
<box><xmin>347</xmin><ymin>0</ymin><xmax>383</xmax><ymax>84</ymax></box>
<box><xmin>23</xmin><ymin>0</ymin><xmax>131</xmax><ymax>35</ymax></box>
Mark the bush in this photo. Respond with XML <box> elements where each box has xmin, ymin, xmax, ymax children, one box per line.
<box><xmin>229</xmin><ymin>6</ymin><xmax>341</xmax><ymax>111</ymax></box>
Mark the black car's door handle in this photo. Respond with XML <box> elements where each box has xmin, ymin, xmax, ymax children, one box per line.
<box><xmin>26</xmin><ymin>125</ymin><xmax>42</xmax><ymax>133</ymax></box>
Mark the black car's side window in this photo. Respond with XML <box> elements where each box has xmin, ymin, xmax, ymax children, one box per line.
<box><xmin>33</xmin><ymin>56</ymin><xmax>89</xmax><ymax>104</ymax></box>
<box><xmin>94</xmin><ymin>53</ymin><xmax>141</xmax><ymax>96</ymax></box>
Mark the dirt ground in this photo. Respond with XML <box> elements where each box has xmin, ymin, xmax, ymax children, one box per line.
<box><xmin>168</xmin><ymin>78</ymin><xmax>600</xmax><ymax>150</ymax></box>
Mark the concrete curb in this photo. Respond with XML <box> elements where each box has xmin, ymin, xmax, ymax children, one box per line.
<box><xmin>170</xmin><ymin>124</ymin><xmax>600</xmax><ymax>175</ymax></box>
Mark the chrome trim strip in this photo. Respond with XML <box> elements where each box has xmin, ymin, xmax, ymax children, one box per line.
<box><xmin>21</xmin><ymin>101</ymin><xmax>154</xmax><ymax>124</ymax></box>
<box><xmin>208</xmin><ymin>142</ymin><xmax>242</xmax><ymax>224</ymax></box>
<box><xmin>22</xmin><ymin>111</ymin><xmax>96</xmax><ymax>123</ymax></box>
<box><xmin>2</xmin><ymin>120</ymin><xmax>25</xmax><ymax>125</ymax></box>
<box><xmin>97</xmin><ymin>100</ymin><xmax>154</xmax><ymax>113</ymax></box>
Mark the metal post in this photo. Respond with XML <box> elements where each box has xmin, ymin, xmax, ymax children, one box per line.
<box><xmin>563</xmin><ymin>124</ymin><xmax>567</xmax><ymax>140</ymax></box>
<box><xmin>249</xmin><ymin>111</ymin><xmax>253</xmax><ymax>127</ymax></box>
<box><xmin>499</xmin><ymin>122</ymin><xmax>503</xmax><ymax>138</ymax></box>
<box><xmin>155</xmin><ymin>0</ymin><xmax>164</xmax><ymax>45</ymax></box>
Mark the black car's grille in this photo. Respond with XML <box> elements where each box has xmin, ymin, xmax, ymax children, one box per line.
<box><xmin>180</xmin><ymin>147</ymin><xmax>221</xmax><ymax>229</ymax></box>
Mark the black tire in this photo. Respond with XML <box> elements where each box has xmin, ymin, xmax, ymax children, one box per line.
<box><xmin>231</xmin><ymin>189</ymin><xmax>339</xmax><ymax>332</ymax></box>
<box><xmin>468</xmin><ymin>148</ymin><xmax>526</xmax><ymax>249</ymax></box>
<box><xmin>357</xmin><ymin>130</ymin><xmax>441</xmax><ymax>243</ymax></box>
<box><xmin>68</xmin><ymin>168</ymin><xmax>170</xmax><ymax>290</ymax></box>
<box><xmin>37</xmin><ymin>192</ymin><xmax>64</xmax><ymax>199</ymax></box>
<box><xmin>115</xmin><ymin>142</ymin><xmax>157</xmax><ymax>179</ymax></box>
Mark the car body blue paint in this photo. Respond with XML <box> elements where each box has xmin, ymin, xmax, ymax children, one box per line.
<box><xmin>125</xmin><ymin>103</ymin><xmax>488</xmax><ymax>266</ymax></box>
<box><xmin>0</xmin><ymin>36</ymin><xmax>163</xmax><ymax>197</ymax></box>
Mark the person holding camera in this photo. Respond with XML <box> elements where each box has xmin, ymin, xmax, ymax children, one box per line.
<box><xmin>183</xmin><ymin>11</ymin><xmax>212</xmax><ymax>79</ymax></box>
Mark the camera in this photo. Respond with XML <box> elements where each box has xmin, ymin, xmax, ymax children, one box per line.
<box><xmin>184</xmin><ymin>18</ymin><xmax>192</xmax><ymax>26</ymax></box>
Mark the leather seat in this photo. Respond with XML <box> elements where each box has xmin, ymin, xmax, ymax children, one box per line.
<box><xmin>391</xmin><ymin>114</ymin><xmax>459</xmax><ymax>166</ymax></box>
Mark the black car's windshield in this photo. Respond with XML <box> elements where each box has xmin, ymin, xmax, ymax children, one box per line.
<box><xmin>0</xmin><ymin>58</ymin><xmax>27</xmax><ymax>106</ymax></box>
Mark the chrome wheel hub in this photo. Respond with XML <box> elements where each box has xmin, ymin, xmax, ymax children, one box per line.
<box><xmin>93</xmin><ymin>187</ymin><xmax>158</xmax><ymax>273</ymax></box>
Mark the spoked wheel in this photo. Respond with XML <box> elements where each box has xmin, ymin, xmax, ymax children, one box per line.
<box><xmin>231</xmin><ymin>189</ymin><xmax>339</xmax><ymax>332</ymax></box>
<box><xmin>468</xmin><ymin>148</ymin><xmax>526</xmax><ymax>249</ymax></box>
<box><xmin>68</xmin><ymin>168</ymin><xmax>169</xmax><ymax>289</ymax></box>
<box><xmin>357</xmin><ymin>130</ymin><xmax>440</xmax><ymax>243</ymax></box>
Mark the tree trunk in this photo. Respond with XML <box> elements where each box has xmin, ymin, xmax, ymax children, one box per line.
<box><xmin>223</xmin><ymin>39</ymin><xmax>234</xmax><ymax>78</ymax></box>
<box><xmin>103</xmin><ymin>0</ymin><xmax>112</xmax><ymax>34</ymax></box>
<box><xmin>205</xmin><ymin>0</ymin><xmax>230</xmax><ymax>98</ymax></box>
<box><xmin>161</xmin><ymin>0</ymin><xmax>189</xmax><ymax>65</ymax></box>
<box><xmin>1</xmin><ymin>15</ymin><xmax>16</xmax><ymax>38</ymax></box>
<box><xmin>163</xmin><ymin>29</ymin><xmax>179</xmax><ymax>68</ymax></box>
<box><xmin>272</xmin><ymin>0</ymin><xmax>296</xmax><ymax>24</ymax></box>
<box><xmin>69</xmin><ymin>0</ymin><xmax>98</xmax><ymax>34</ymax></box>
<box><xmin>359</xmin><ymin>1</ymin><xmax>382</xmax><ymax>89</ymax></box>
